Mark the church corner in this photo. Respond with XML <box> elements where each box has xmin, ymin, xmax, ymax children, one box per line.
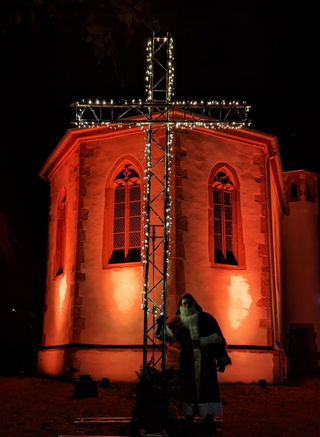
<box><xmin>37</xmin><ymin>123</ymin><xmax>320</xmax><ymax>384</ymax></box>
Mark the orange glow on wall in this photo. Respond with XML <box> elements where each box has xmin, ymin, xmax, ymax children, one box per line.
<box><xmin>58</xmin><ymin>274</ymin><xmax>67</xmax><ymax>311</ymax></box>
<box><xmin>110</xmin><ymin>268</ymin><xmax>141</xmax><ymax>313</ymax></box>
<box><xmin>38</xmin><ymin>349</ymin><xmax>65</xmax><ymax>376</ymax></box>
<box><xmin>228</xmin><ymin>275</ymin><xmax>252</xmax><ymax>329</ymax></box>
<box><xmin>39</xmin><ymin>124</ymin><xmax>298</xmax><ymax>383</ymax></box>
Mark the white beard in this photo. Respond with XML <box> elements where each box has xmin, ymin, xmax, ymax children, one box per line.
<box><xmin>180</xmin><ymin>309</ymin><xmax>201</xmax><ymax>396</ymax></box>
<box><xmin>180</xmin><ymin>309</ymin><xmax>199</xmax><ymax>342</ymax></box>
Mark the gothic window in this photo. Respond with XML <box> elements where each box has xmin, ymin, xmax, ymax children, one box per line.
<box><xmin>108</xmin><ymin>163</ymin><xmax>142</xmax><ymax>264</ymax></box>
<box><xmin>212</xmin><ymin>171</ymin><xmax>238</xmax><ymax>265</ymax></box>
<box><xmin>54</xmin><ymin>188</ymin><xmax>66</xmax><ymax>277</ymax></box>
<box><xmin>209</xmin><ymin>165</ymin><xmax>245</xmax><ymax>268</ymax></box>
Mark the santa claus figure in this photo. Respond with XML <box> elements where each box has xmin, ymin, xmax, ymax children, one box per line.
<box><xmin>155</xmin><ymin>293</ymin><xmax>231</xmax><ymax>430</ymax></box>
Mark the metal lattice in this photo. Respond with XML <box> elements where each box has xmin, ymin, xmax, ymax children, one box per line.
<box><xmin>70</xmin><ymin>32</ymin><xmax>251</xmax><ymax>374</ymax></box>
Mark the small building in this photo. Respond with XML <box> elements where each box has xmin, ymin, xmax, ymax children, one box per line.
<box><xmin>38</xmin><ymin>121</ymin><xmax>320</xmax><ymax>382</ymax></box>
<box><xmin>281</xmin><ymin>170</ymin><xmax>320</xmax><ymax>374</ymax></box>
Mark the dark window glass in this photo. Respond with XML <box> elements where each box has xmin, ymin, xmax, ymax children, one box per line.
<box><xmin>213</xmin><ymin>171</ymin><xmax>238</xmax><ymax>265</ymax></box>
<box><xmin>290</xmin><ymin>182</ymin><xmax>298</xmax><ymax>199</ymax></box>
<box><xmin>109</xmin><ymin>165</ymin><xmax>141</xmax><ymax>264</ymax></box>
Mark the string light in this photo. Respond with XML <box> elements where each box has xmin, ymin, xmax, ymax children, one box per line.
<box><xmin>70</xmin><ymin>35</ymin><xmax>251</xmax><ymax>355</ymax></box>
<box><xmin>73</xmin><ymin>119</ymin><xmax>250</xmax><ymax>129</ymax></box>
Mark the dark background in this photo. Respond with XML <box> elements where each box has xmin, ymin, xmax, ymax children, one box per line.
<box><xmin>0</xmin><ymin>1</ymin><xmax>318</xmax><ymax>373</ymax></box>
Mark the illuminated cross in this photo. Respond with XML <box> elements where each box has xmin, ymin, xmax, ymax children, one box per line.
<box><xmin>71</xmin><ymin>33</ymin><xmax>251</xmax><ymax>373</ymax></box>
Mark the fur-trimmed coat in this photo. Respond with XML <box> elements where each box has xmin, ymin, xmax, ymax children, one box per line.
<box><xmin>167</xmin><ymin>312</ymin><xmax>227</xmax><ymax>404</ymax></box>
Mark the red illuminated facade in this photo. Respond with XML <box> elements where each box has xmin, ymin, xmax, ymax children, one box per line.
<box><xmin>38</xmin><ymin>123</ymin><xmax>320</xmax><ymax>382</ymax></box>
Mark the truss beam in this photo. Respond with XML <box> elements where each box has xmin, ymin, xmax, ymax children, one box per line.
<box><xmin>71</xmin><ymin>102</ymin><xmax>250</xmax><ymax>129</ymax></box>
<box><xmin>70</xmin><ymin>32</ymin><xmax>251</xmax><ymax>375</ymax></box>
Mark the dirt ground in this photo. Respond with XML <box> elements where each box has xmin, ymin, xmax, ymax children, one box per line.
<box><xmin>0</xmin><ymin>374</ymin><xmax>319</xmax><ymax>437</ymax></box>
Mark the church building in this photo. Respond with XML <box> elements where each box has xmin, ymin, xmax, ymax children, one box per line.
<box><xmin>38</xmin><ymin>121</ymin><xmax>320</xmax><ymax>383</ymax></box>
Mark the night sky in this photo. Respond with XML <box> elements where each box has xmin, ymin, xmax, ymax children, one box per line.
<box><xmin>0</xmin><ymin>1</ymin><xmax>318</xmax><ymax>372</ymax></box>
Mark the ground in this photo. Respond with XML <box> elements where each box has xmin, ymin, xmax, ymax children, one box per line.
<box><xmin>0</xmin><ymin>375</ymin><xmax>319</xmax><ymax>437</ymax></box>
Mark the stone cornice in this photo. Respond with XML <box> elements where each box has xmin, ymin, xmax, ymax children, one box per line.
<box><xmin>39</xmin><ymin>126</ymin><xmax>144</xmax><ymax>181</ymax></box>
<box><xmin>39</xmin><ymin>113</ymin><xmax>288</xmax><ymax>214</ymax></box>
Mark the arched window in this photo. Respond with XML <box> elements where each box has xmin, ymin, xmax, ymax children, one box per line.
<box><xmin>107</xmin><ymin>163</ymin><xmax>142</xmax><ymax>264</ymax></box>
<box><xmin>305</xmin><ymin>182</ymin><xmax>316</xmax><ymax>202</ymax></box>
<box><xmin>209</xmin><ymin>165</ymin><xmax>245</xmax><ymax>267</ymax></box>
<box><xmin>306</xmin><ymin>184</ymin><xmax>312</xmax><ymax>201</ymax></box>
<box><xmin>290</xmin><ymin>182</ymin><xmax>298</xmax><ymax>200</ymax></box>
<box><xmin>54</xmin><ymin>188</ymin><xmax>66</xmax><ymax>277</ymax></box>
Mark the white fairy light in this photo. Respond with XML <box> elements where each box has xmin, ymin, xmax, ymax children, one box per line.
<box><xmin>71</xmin><ymin>35</ymin><xmax>251</xmax><ymax>356</ymax></box>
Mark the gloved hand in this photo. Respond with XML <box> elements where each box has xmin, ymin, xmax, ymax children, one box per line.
<box><xmin>217</xmin><ymin>354</ymin><xmax>232</xmax><ymax>372</ymax></box>
<box><xmin>156</xmin><ymin>315</ymin><xmax>165</xmax><ymax>327</ymax></box>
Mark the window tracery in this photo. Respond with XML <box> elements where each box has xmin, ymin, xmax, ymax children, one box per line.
<box><xmin>108</xmin><ymin>163</ymin><xmax>142</xmax><ymax>264</ymax></box>
<box><xmin>212</xmin><ymin>171</ymin><xmax>238</xmax><ymax>265</ymax></box>
<box><xmin>209</xmin><ymin>164</ymin><xmax>245</xmax><ymax>268</ymax></box>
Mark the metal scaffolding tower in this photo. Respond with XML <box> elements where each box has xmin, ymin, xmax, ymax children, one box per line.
<box><xmin>70</xmin><ymin>33</ymin><xmax>251</xmax><ymax>374</ymax></box>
